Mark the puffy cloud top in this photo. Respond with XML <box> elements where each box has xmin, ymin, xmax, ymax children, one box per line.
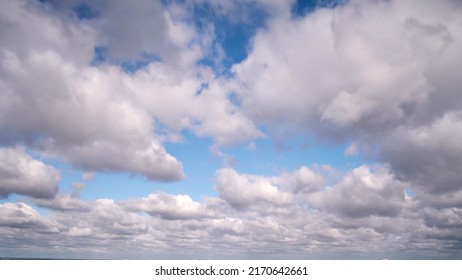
<box><xmin>122</xmin><ymin>193</ymin><xmax>215</xmax><ymax>220</ymax></box>
<box><xmin>215</xmin><ymin>168</ymin><xmax>294</xmax><ymax>209</ymax></box>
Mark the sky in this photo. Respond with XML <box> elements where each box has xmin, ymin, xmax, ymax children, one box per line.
<box><xmin>0</xmin><ymin>0</ymin><xmax>462</xmax><ymax>259</ymax></box>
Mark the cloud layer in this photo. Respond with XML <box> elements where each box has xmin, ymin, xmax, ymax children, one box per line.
<box><xmin>3</xmin><ymin>164</ymin><xmax>460</xmax><ymax>259</ymax></box>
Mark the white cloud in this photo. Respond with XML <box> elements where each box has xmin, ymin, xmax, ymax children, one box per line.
<box><xmin>233</xmin><ymin>0</ymin><xmax>434</xmax><ymax>130</ymax></box>
<box><xmin>127</xmin><ymin>66</ymin><xmax>261</xmax><ymax>146</ymax></box>
<box><xmin>33</xmin><ymin>194</ymin><xmax>91</xmax><ymax>212</ymax></box>
<box><xmin>0</xmin><ymin>0</ymin><xmax>262</xmax><ymax>186</ymax></box>
<box><xmin>230</xmin><ymin>0</ymin><xmax>462</xmax><ymax>213</ymax></box>
<box><xmin>308</xmin><ymin>165</ymin><xmax>408</xmax><ymax>218</ymax></box>
<box><xmin>214</xmin><ymin>167</ymin><xmax>293</xmax><ymax>209</ymax></box>
<box><xmin>0</xmin><ymin>163</ymin><xmax>457</xmax><ymax>259</ymax></box>
<box><xmin>0</xmin><ymin>1</ymin><xmax>186</xmax><ymax>181</ymax></box>
<box><xmin>0</xmin><ymin>50</ymin><xmax>185</xmax><ymax>180</ymax></box>
<box><xmin>67</xmin><ymin>226</ymin><xmax>93</xmax><ymax>238</ymax></box>
<box><xmin>232</xmin><ymin>0</ymin><xmax>462</xmax><ymax>138</ymax></box>
<box><xmin>122</xmin><ymin>192</ymin><xmax>215</xmax><ymax>220</ymax></box>
<box><xmin>0</xmin><ymin>147</ymin><xmax>59</xmax><ymax>199</ymax></box>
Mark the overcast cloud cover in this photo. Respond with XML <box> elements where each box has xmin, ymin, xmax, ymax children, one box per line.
<box><xmin>1</xmin><ymin>0</ymin><xmax>462</xmax><ymax>259</ymax></box>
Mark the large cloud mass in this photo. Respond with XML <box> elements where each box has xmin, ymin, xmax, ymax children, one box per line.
<box><xmin>232</xmin><ymin>0</ymin><xmax>462</xmax><ymax>209</ymax></box>
<box><xmin>2</xmin><ymin>164</ymin><xmax>460</xmax><ymax>259</ymax></box>
<box><xmin>0</xmin><ymin>0</ymin><xmax>186</xmax><ymax>181</ymax></box>
<box><xmin>234</xmin><ymin>0</ymin><xmax>462</xmax><ymax>132</ymax></box>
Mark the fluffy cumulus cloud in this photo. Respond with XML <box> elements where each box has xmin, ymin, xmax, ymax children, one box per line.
<box><xmin>0</xmin><ymin>0</ymin><xmax>184</xmax><ymax>181</ymax></box>
<box><xmin>0</xmin><ymin>147</ymin><xmax>59</xmax><ymax>198</ymax></box>
<box><xmin>121</xmin><ymin>192</ymin><xmax>215</xmax><ymax>220</ymax></box>
<box><xmin>308</xmin><ymin>165</ymin><xmax>408</xmax><ymax>218</ymax></box>
<box><xmin>214</xmin><ymin>168</ymin><xmax>294</xmax><ymax>209</ymax></box>
<box><xmin>1</xmin><ymin>0</ymin><xmax>462</xmax><ymax>259</ymax></box>
<box><xmin>0</xmin><ymin>0</ymin><xmax>260</xmax><ymax>182</ymax></box>
<box><xmin>228</xmin><ymin>0</ymin><xmax>462</xmax><ymax>255</ymax></box>
<box><xmin>215</xmin><ymin>166</ymin><xmax>323</xmax><ymax>210</ymax></box>
<box><xmin>234</xmin><ymin>0</ymin><xmax>462</xmax><ymax>132</ymax></box>
<box><xmin>231</xmin><ymin>0</ymin><xmax>462</xmax><ymax>186</ymax></box>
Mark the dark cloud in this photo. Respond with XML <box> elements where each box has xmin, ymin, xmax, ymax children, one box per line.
<box><xmin>382</xmin><ymin>112</ymin><xmax>462</xmax><ymax>195</ymax></box>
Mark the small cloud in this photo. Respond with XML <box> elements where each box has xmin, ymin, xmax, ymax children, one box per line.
<box><xmin>344</xmin><ymin>143</ymin><xmax>358</xmax><ymax>157</ymax></box>
<box><xmin>82</xmin><ymin>172</ymin><xmax>95</xmax><ymax>181</ymax></box>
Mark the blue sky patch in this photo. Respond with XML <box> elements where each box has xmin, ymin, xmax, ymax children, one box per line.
<box><xmin>73</xmin><ymin>3</ymin><xmax>99</xmax><ymax>20</ymax></box>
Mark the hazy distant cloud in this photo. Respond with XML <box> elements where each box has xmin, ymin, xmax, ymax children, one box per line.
<box><xmin>83</xmin><ymin>198</ymin><xmax>149</xmax><ymax>236</ymax></box>
<box><xmin>0</xmin><ymin>48</ymin><xmax>185</xmax><ymax>180</ymax></box>
<box><xmin>0</xmin><ymin>147</ymin><xmax>59</xmax><ymax>199</ymax></box>
<box><xmin>1</xmin><ymin>163</ymin><xmax>459</xmax><ymax>259</ymax></box>
<box><xmin>33</xmin><ymin>194</ymin><xmax>92</xmax><ymax>212</ymax></box>
<box><xmin>46</xmin><ymin>198</ymin><xmax>149</xmax><ymax>238</ymax></box>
